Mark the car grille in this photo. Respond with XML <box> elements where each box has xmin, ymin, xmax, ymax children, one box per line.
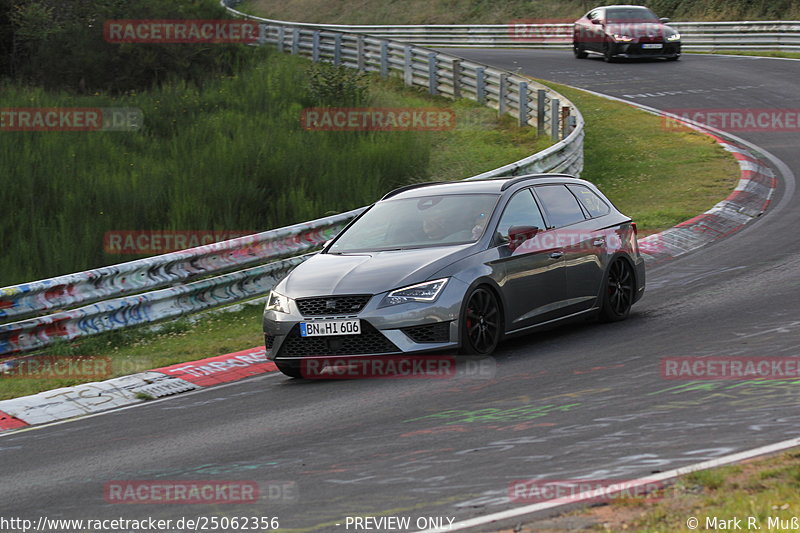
<box><xmin>401</xmin><ymin>322</ymin><xmax>451</xmax><ymax>343</ymax></box>
<box><xmin>264</xmin><ymin>334</ymin><xmax>275</xmax><ymax>350</ymax></box>
<box><xmin>296</xmin><ymin>295</ymin><xmax>371</xmax><ymax>316</ymax></box>
<box><xmin>276</xmin><ymin>322</ymin><xmax>400</xmax><ymax>357</ymax></box>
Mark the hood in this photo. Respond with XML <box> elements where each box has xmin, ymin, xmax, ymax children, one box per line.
<box><xmin>280</xmin><ymin>245</ymin><xmax>473</xmax><ymax>298</ymax></box>
<box><xmin>607</xmin><ymin>22</ymin><xmax>677</xmax><ymax>40</ymax></box>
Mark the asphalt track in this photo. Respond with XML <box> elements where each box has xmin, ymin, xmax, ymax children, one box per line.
<box><xmin>3</xmin><ymin>51</ymin><xmax>800</xmax><ymax>532</ymax></box>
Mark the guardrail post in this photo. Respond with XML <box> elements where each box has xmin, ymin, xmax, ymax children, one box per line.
<box><xmin>537</xmin><ymin>89</ymin><xmax>546</xmax><ymax>134</ymax></box>
<box><xmin>561</xmin><ymin>107</ymin><xmax>571</xmax><ymax>140</ymax></box>
<box><xmin>403</xmin><ymin>46</ymin><xmax>413</xmax><ymax>86</ymax></box>
<box><xmin>312</xmin><ymin>31</ymin><xmax>321</xmax><ymax>62</ymax></box>
<box><xmin>334</xmin><ymin>34</ymin><xmax>342</xmax><ymax>66</ymax></box>
<box><xmin>550</xmin><ymin>98</ymin><xmax>560</xmax><ymax>139</ymax></box>
<box><xmin>428</xmin><ymin>53</ymin><xmax>438</xmax><ymax>95</ymax></box>
<box><xmin>567</xmin><ymin>115</ymin><xmax>577</xmax><ymax>139</ymax></box>
<box><xmin>498</xmin><ymin>73</ymin><xmax>508</xmax><ymax>116</ymax></box>
<box><xmin>518</xmin><ymin>82</ymin><xmax>528</xmax><ymax>127</ymax></box>
<box><xmin>291</xmin><ymin>28</ymin><xmax>300</xmax><ymax>55</ymax></box>
<box><xmin>452</xmin><ymin>60</ymin><xmax>462</xmax><ymax>99</ymax></box>
<box><xmin>476</xmin><ymin>67</ymin><xmax>486</xmax><ymax>105</ymax></box>
<box><xmin>357</xmin><ymin>35</ymin><xmax>365</xmax><ymax>71</ymax></box>
<box><xmin>380</xmin><ymin>41</ymin><xmax>389</xmax><ymax>78</ymax></box>
<box><xmin>277</xmin><ymin>26</ymin><xmax>285</xmax><ymax>53</ymax></box>
<box><xmin>258</xmin><ymin>23</ymin><xmax>267</xmax><ymax>46</ymax></box>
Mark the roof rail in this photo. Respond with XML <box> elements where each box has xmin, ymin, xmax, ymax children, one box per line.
<box><xmin>499</xmin><ymin>173</ymin><xmax>577</xmax><ymax>191</ymax></box>
<box><xmin>380</xmin><ymin>181</ymin><xmax>450</xmax><ymax>200</ymax></box>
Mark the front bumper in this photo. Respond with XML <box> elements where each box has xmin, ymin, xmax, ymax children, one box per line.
<box><xmin>263</xmin><ymin>280</ymin><xmax>468</xmax><ymax>361</ymax></box>
<box><xmin>609</xmin><ymin>42</ymin><xmax>681</xmax><ymax>59</ymax></box>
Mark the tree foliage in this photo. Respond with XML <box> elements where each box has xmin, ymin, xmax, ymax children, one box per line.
<box><xmin>0</xmin><ymin>0</ymin><xmax>256</xmax><ymax>93</ymax></box>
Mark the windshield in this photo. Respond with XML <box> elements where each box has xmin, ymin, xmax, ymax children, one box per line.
<box><xmin>606</xmin><ymin>8</ymin><xmax>659</xmax><ymax>22</ymax></box>
<box><xmin>328</xmin><ymin>193</ymin><xmax>499</xmax><ymax>253</ymax></box>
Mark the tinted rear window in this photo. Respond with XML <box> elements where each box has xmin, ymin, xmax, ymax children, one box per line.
<box><xmin>535</xmin><ymin>185</ymin><xmax>586</xmax><ymax>228</ymax></box>
<box><xmin>567</xmin><ymin>184</ymin><xmax>610</xmax><ymax>218</ymax></box>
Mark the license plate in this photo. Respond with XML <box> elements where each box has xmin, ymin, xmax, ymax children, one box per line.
<box><xmin>642</xmin><ymin>43</ymin><xmax>663</xmax><ymax>49</ymax></box>
<box><xmin>300</xmin><ymin>319</ymin><xmax>361</xmax><ymax>337</ymax></box>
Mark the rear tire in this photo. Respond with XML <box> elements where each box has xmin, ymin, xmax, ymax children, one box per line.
<box><xmin>573</xmin><ymin>43</ymin><xmax>588</xmax><ymax>59</ymax></box>
<box><xmin>459</xmin><ymin>286</ymin><xmax>501</xmax><ymax>356</ymax></box>
<box><xmin>275</xmin><ymin>359</ymin><xmax>303</xmax><ymax>378</ymax></box>
<box><xmin>598</xmin><ymin>258</ymin><xmax>635</xmax><ymax>322</ymax></box>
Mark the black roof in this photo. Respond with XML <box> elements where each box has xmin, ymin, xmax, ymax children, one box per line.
<box><xmin>381</xmin><ymin>174</ymin><xmax>588</xmax><ymax>201</ymax></box>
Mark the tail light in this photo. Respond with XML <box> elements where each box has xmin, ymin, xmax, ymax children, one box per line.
<box><xmin>631</xmin><ymin>222</ymin><xmax>640</xmax><ymax>254</ymax></box>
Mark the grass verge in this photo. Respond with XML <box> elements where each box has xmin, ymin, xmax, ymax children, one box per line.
<box><xmin>241</xmin><ymin>0</ymin><xmax>800</xmax><ymax>24</ymax></box>
<box><xmin>502</xmin><ymin>448</ymin><xmax>800</xmax><ymax>532</ymax></box>
<box><xmin>537</xmin><ymin>79</ymin><xmax>739</xmax><ymax>234</ymax></box>
<box><xmin>0</xmin><ymin>72</ymin><xmax>740</xmax><ymax>401</ymax></box>
<box><xmin>0</xmin><ymin>51</ymin><xmax>548</xmax><ymax>287</ymax></box>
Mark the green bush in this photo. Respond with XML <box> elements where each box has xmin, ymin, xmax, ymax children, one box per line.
<box><xmin>1</xmin><ymin>0</ymin><xmax>256</xmax><ymax>92</ymax></box>
<box><xmin>0</xmin><ymin>53</ymin><xmax>433</xmax><ymax>285</ymax></box>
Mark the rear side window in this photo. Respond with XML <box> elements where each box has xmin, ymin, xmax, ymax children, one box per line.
<box><xmin>567</xmin><ymin>185</ymin><xmax>610</xmax><ymax>218</ymax></box>
<box><xmin>535</xmin><ymin>185</ymin><xmax>586</xmax><ymax>228</ymax></box>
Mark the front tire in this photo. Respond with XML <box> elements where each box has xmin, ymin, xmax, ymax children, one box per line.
<box><xmin>459</xmin><ymin>286</ymin><xmax>501</xmax><ymax>355</ymax></box>
<box><xmin>573</xmin><ymin>43</ymin><xmax>588</xmax><ymax>59</ymax></box>
<box><xmin>598</xmin><ymin>258</ymin><xmax>635</xmax><ymax>322</ymax></box>
<box><xmin>603</xmin><ymin>43</ymin><xmax>616</xmax><ymax>63</ymax></box>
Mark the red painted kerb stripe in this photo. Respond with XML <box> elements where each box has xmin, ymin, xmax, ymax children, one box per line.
<box><xmin>0</xmin><ymin>410</ymin><xmax>28</xmax><ymax>430</ymax></box>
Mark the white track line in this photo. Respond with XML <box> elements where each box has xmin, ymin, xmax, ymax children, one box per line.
<box><xmin>418</xmin><ymin>83</ymin><xmax>800</xmax><ymax>533</ymax></box>
<box><xmin>418</xmin><ymin>437</ymin><xmax>800</xmax><ymax>532</ymax></box>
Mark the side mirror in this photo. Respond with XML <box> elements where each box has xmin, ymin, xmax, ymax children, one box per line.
<box><xmin>507</xmin><ymin>226</ymin><xmax>539</xmax><ymax>252</ymax></box>
<box><xmin>591</xmin><ymin>18</ymin><xmax>603</xmax><ymax>25</ymax></box>
<box><xmin>659</xmin><ymin>17</ymin><xmax>670</xmax><ymax>23</ymax></box>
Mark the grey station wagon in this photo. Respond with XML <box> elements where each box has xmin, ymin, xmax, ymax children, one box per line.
<box><xmin>263</xmin><ymin>174</ymin><xmax>646</xmax><ymax>377</ymax></box>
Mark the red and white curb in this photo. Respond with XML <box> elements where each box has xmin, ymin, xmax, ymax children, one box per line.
<box><xmin>638</xmin><ymin>133</ymin><xmax>775</xmax><ymax>263</ymax></box>
<box><xmin>0</xmin><ymin>346</ymin><xmax>275</xmax><ymax>431</ymax></box>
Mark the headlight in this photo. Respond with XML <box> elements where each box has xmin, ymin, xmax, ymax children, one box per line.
<box><xmin>613</xmin><ymin>33</ymin><xmax>633</xmax><ymax>42</ymax></box>
<box><xmin>667</xmin><ymin>33</ymin><xmax>681</xmax><ymax>41</ymax></box>
<box><xmin>265</xmin><ymin>291</ymin><xmax>292</xmax><ymax>314</ymax></box>
<box><xmin>381</xmin><ymin>278</ymin><xmax>449</xmax><ymax>307</ymax></box>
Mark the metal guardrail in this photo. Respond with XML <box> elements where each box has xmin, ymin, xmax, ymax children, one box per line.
<box><xmin>241</xmin><ymin>19</ymin><xmax>800</xmax><ymax>51</ymax></box>
<box><xmin>0</xmin><ymin>6</ymin><xmax>585</xmax><ymax>358</ymax></box>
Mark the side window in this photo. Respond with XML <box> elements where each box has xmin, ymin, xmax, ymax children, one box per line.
<box><xmin>589</xmin><ymin>9</ymin><xmax>602</xmax><ymax>21</ymax></box>
<box><xmin>535</xmin><ymin>185</ymin><xmax>586</xmax><ymax>228</ymax></box>
<box><xmin>567</xmin><ymin>184</ymin><xmax>610</xmax><ymax>218</ymax></box>
<box><xmin>496</xmin><ymin>189</ymin><xmax>546</xmax><ymax>239</ymax></box>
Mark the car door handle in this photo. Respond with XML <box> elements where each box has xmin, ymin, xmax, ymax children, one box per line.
<box><xmin>592</xmin><ymin>239</ymin><xmax>605</xmax><ymax>246</ymax></box>
<box><xmin>549</xmin><ymin>252</ymin><xmax>563</xmax><ymax>259</ymax></box>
